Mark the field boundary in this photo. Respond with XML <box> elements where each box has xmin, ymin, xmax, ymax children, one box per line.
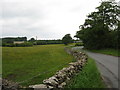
<box><xmin>29</xmin><ymin>49</ymin><xmax>88</xmax><ymax>88</ymax></box>
<box><xmin>17</xmin><ymin>63</ymin><xmax>68</xmax><ymax>84</ymax></box>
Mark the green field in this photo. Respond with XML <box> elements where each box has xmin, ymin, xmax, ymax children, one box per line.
<box><xmin>66</xmin><ymin>58</ymin><xmax>106</xmax><ymax>88</ymax></box>
<box><xmin>2</xmin><ymin>44</ymin><xmax>74</xmax><ymax>86</ymax></box>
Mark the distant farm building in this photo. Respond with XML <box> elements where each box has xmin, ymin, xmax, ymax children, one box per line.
<box><xmin>13</xmin><ymin>41</ymin><xmax>25</xmax><ymax>44</ymax></box>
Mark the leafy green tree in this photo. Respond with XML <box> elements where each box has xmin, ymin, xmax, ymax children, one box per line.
<box><xmin>75</xmin><ymin>1</ymin><xmax>120</xmax><ymax>49</ymax></box>
<box><xmin>29</xmin><ymin>38</ymin><xmax>35</xmax><ymax>42</ymax></box>
<box><xmin>62</xmin><ymin>34</ymin><xmax>73</xmax><ymax>45</ymax></box>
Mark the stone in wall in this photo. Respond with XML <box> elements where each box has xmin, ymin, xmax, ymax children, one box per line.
<box><xmin>2</xmin><ymin>79</ymin><xmax>20</xmax><ymax>90</ymax></box>
<box><xmin>29</xmin><ymin>84</ymin><xmax>47</xmax><ymax>88</ymax></box>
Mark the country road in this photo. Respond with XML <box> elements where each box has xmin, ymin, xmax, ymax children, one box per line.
<box><xmin>72</xmin><ymin>47</ymin><xmax>119</xmax><ymax>88</ymax></box>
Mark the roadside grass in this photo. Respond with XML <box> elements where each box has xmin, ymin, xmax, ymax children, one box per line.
<box><xmin>89</xmin><ymin>49</ymin><xmax>120</xmax><ymax>57</ymax></box>
<box><xmin>65</xmin><ymin>57</ymin><xmax>106</xmax><ymax>88</ymax></box>
<box><xmin>2</xmin><ymin>44</ymin><xmax>74</xmax><ymax>86</ymax></box>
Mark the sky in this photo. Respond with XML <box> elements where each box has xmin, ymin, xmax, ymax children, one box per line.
<box><xmin>0</xmin><ymin>0</ymin><xmax>120</xmax><ymax>40</ymax></box>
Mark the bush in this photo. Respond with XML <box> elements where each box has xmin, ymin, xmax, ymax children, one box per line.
<box><xmin>2</xmin><ymin>43</ymin><xmax>7</xmax><ymax>46</ymax></box>
<box><xmin>36</xmin><ymin>41</ymin><xmax>47</xmax><ymax>45</ymax></box>
<box><xmin>75</xmin><ymin>43</ymin><xmax>84</xmax><ymax>46</ymax></box>
<box><xmin>15</xmin><ymin>42</ymin><xmax>33</xmax><ymax>47</ymax></box>
<box><xmin>3</xmin><ymin>43</ymin><xmax>15</xmax><ymax>47</ymax></box>
<box><xmin>35</xmin><ymin>40</ymin><xmax>63</xmax><ymax>45</ymax></box>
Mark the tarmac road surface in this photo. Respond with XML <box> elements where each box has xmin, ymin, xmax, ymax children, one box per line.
<box><xmin>72</xmin><ymin>47</ymin><xmax>119</xmax><ymax>88</ymax></box>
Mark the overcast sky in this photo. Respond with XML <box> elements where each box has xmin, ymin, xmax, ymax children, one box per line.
<box><xmin>0</xmin><ymin>0</ymin><xmax>119</xmax><ymax>40</ymax></box>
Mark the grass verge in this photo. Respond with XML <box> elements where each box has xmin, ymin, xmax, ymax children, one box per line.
<box><xmin>65</xmin><ymin>57</ymin><xmax>106</xmax><ymax>88</ymax></box>
<box><xmin>2</xmin><ymin>44</ymin><xmax>74</xmax><ymax>86</ymax></box>
<box><xmin>89</xmin><ymin>49</ymin><xmax>120</xmax><ymax>57</ymax></box>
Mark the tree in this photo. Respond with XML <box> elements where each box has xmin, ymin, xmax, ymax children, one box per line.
<box><xmin>62</xmin><ymin>34</ymin><xmax>73</xmax><ymax>45</ymax></box>
<box><xmin>75</xmin><ymin>1</ymin><xmax>120</xmax><ymax>49</ymax></box>
<box><xmin>29</xmin><ymin>38</ymin><xmax>35</xmax><ymax>42</ymax></box>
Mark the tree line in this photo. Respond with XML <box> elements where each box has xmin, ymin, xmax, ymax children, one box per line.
<box><xmin>1</xmin><ymin>36</ymin><xmax>76</xmax><ymax>47</ymax></box>
<box><xmin>2</xmin><ymin>37</ymin><xmax>27</xmax><ymax>43</ymax></box>
<box><xmin>29</xmin><ymin>39</ymin><xmax>63</xmax><ymax>45</ymax></box>
<box><xmin>1</xmin><ymin>37</ymin><xmax>64</xmax><ymax>47</ymax></box>
<box><xmin>1</xmin><ymin>37</ymin><xmax>32</xmax><ymax>47</ymax></box>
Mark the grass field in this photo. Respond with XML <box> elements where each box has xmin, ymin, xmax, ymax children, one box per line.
<box><xmin>66</xmin><ymin>57</ymin><xmax>106</xmax><ymax>88</ymax></box>
<box><xmin>89</xmin><ymin>49</ymin><xmax>120</xmax><ymax>57</ymax></box>
<box><xmin>2</xmin><ymin>44</ymin><xmax>74</xmax><ymax>86</ymax></box>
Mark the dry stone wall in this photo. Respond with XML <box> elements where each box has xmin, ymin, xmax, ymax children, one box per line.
<box><xmin>2</xmin><ymin>79</ymin><xmax>21</xmax><ymax>90</ymax></box>
<box><xmin>29</xmin><ymin>48</ymin><xmax>88</xmax><ymax>89</ymax></box>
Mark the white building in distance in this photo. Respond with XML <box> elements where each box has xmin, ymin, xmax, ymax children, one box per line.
<box><xmin>13</xmin><ymin>41</ymin><xmax>25</xmax><ymax>44</ymax></box>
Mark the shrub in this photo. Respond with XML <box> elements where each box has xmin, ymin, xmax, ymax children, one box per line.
<box><xmin>36</xmin><ymin>41</ymin><xmax>47</xmax><ymax>45</ymax></box>
<box><xmin>4</xmin><ymin>43</ymin><xmax>15</xmax><ymax>47</ymax></box>
<box><xmin>15</xmin><ymin>42</ymin><xmax>33</xmax><ymax>47</ymax></box>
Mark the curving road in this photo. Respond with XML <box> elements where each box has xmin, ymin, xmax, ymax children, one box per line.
<box><xmin>72</xmin><ymin>47</ymin><xmax>119</xmax><ymax>88</ymax></box>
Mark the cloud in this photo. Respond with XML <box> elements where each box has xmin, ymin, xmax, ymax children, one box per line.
<box><xmin>1</xmin><ymin>0</ymin><xmax>103</xmax><ymax>40</ymax></box>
